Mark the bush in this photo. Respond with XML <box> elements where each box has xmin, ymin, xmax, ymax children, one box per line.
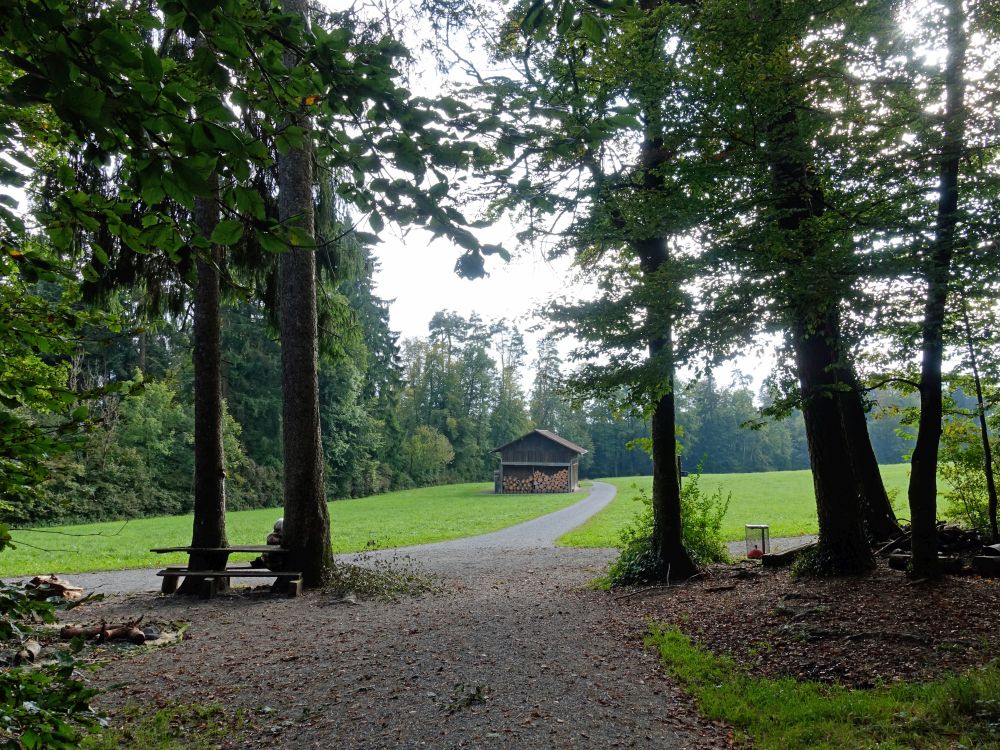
<box><xmin>680</xmin><ymin>471</ymin><xmax>731</xmax><ymax>566</ymax></box>
<box><xmin>604</xmin><ymin>493</ymin><xmax>658</xmax><ymax>586</ymax></box>
<box><xmin>606</xmin><ymin>469</ymin><xmax>731</xmax><ymax>586</ymax></box>
<box><xmin>939</xmin><ymin>419</ymin><xmax>998</xmax><ymax>535</ymax></box>
<box><xmin>0</xmin><ymin>581</ymin><xmax>102</xmax><ymax>748</ymax></box>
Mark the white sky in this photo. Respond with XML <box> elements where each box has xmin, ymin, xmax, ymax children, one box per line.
<box><xmin>360</xmin><ymin>5</ymin><xmax>782</xmax><ymax>390</ymax></box>
<box><xmin>372</xmin><ymin>227</ymin><xmax>578</xmax><ymax>343</ymax></box>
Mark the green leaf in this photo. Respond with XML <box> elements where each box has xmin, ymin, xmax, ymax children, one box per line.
<box><xmin>161</xmin><ymin>173</ymin><xmax>195</xmax><ymax>209</ymax></box>
<box><xmin>141</xmin><ymin>45</ymin><xmax>163</xmax><ymax>82</ymax></box>
<box><xmin>393</xmin><ymin>136</ymin><xmax>424</xmax><ymax>175</ymax></box>
<box><xmin>59</xmin><ymin>86</ymin><xmax>106</xmax><ymax>122</ymax></box>
<box><xmin>369</xmin><ymin>212</ymin><xmax>385</xmax><ymax>232</ymax></box>
<box><xmin>257</xmin><ymin>231</ymin><xmax>286</xmax><ymax>254</ymax></box>
<box><xmin>522</xmin><ymin>0</ymin><xmax>548</xmax><ymax>34</ymax></box>
<box><xmin>92</xmin><ymin>244</ymin><xmax>109</xmax><ymax>266</ymax></box>
<box><xmin>580</xmin><ymin>12</ymin><xmax>606</xmax><ymax>45</ymax></box>
<box><xmin>141</xmin><ymin>184</ymin><xmax>166</xmax><ymax>205</ymax></box>
<box><xmin>288</xmin><ymin>226</ymin><xmax>312</xmax><ymax>247</ymax></box>
<box><xmin>209</xmin><ymin>219</ymin><xmax>244</xmax><ymax>246</ymax></box>
<box><xmin>234</xmin><ymin>187</ymin><xmax>266</xmax><ymax>220</ymax></box>
<box><xmin>171</xmin><ymin>161</ymin><xmax>211</xmax><ymax>197</ymax></box>
<box><xmin>557</xmin><ymin>1</ymin><xmax>576</xmax><ymax>35</ymax></box>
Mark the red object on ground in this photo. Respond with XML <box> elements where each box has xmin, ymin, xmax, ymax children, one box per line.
<box><xmin>747</xmin><ymin>547</ymin><xmax>764</xmax><ymax>560</ymax></box>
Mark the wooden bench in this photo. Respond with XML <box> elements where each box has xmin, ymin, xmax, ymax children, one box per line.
<box><xmin>151</xmin><ymin>546</ymin><xmax>301</xmax><ymax>598</ymax></box>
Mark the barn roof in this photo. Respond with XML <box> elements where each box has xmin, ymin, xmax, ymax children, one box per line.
<box><xmin>493</xmin><ymin>429</ymin><xmax>588</xmax><ymax>455</ymax></box>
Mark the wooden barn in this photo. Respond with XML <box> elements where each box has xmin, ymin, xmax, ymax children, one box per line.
<box><xmin>493</xmin><ymin>429</ymin><xmax>587</xmax><ymax>494</ymax></box>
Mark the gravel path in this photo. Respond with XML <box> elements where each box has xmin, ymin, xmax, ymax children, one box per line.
<box><xmin>71</xmin><ymin>483</ymin><xmax>731</xmax><ymax>748</ymax></box>
<box><xmin>38</xmin><ymin>484</ymin><xmax>813</xmax><ymax>593</ymax></box>
<box><xmin>45</xmin><ymin>482</ymin><xmax>618</xmax><ymax>596</ymax></box>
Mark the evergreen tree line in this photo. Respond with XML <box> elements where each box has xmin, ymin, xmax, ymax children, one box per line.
<box><xmin>21</xmin><ymin>291</ymin><xmax>922</xmax><ymax>526</ymax></box>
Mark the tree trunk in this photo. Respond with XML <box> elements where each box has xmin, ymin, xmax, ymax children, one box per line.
<box><xmin>838</xmin><ymin>371</ymin><xmax>901</xmax><ymax>542</ymax></box>
<box><xmin>647</xmin><ymin>330</ymin><xmax>698</xmax><ymax>581</ymax></box>
<box><xmin>136</xmin><ymin>330</ymin><xmax>147</xmax><ymax>377</ymax></box>
<box><xmin>908</xmin><ymin>0</ymin><xmax>967</xmax><ymax>577</ymax></box>
<box><xmin>762</xmin><ymin>83</ymin><xmax>879</xmax><ymax>572</ymax></box>
<box><xmin>791</xmin><ymin>316</ymin><xmax>875</xmax><ymax>574</ymax></box>
<box><xmin>278</xmin><ymin>0</ymin><xmax>333</xmax><ymax>587</ymax></box>
<box><xmin>179</xmin><ymin>186</ymin><xmax>229</xmax><ymax>595</ymax></box>
<box><xmin>629</xmin><ymin>6</ymin><xmax>698</xmax><ymax>580</ymax></box>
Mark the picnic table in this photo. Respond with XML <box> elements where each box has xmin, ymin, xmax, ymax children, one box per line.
<box><xmin>151</xmin><ymin>545</ymin><xmax>302</xmax><ymax>598</ymax></box>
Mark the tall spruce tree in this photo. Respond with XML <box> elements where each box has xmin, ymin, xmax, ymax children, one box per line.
<box><xmin>276</xmin><ymin>0</ymin><xmax>334</xmax><ymax>586</ymax></box>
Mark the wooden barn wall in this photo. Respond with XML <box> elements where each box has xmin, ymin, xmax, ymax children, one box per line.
<box><xmin>498</xmin><ymin>432</ymin><xmax>578</xmax><ymax>465</ymax></box>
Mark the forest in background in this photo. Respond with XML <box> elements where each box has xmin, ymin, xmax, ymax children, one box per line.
<box><xmin>13</xmin><ymin>244</ymin><xmax>923</xmax><ymax>527</ymax></box>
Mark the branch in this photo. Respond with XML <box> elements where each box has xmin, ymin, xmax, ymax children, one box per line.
<box><xmin>864</xmin><ymin>377</ymin><xmax>921</xmax><ymax>392</ymax></box>
<box><xmin>12</xmin><ymin>520</ymin><xmax>130</xmax><ymax>538</ymax></box>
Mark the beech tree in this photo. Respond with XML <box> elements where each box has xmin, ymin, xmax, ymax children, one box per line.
<box><xmin>686</xmin><ymin>0</ymin><xmax>894</xmax><ymax>572</ymax></box>
<box><xmin>907</xmin><ymin>0</ymin><xmax>970</xmax><ymax>577</ymax></box>
<box><xmin>473</xmin><ymin>0</ymin><xmax>705</xmax><ymax>579</ymax></box>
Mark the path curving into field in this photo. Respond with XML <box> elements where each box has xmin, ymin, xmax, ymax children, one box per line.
<box><xmin>81</xmin><ymin>479</ymin><xmax>731</xmax><ymax>749</ymax></box>
<box><xmin>46</xmin><ymin>481</ymin><xmax>618</xmax><ymax>596</ymax></box>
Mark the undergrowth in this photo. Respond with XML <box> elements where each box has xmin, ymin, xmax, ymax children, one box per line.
<box><xmin>649</xmin><ymin>625</ymin><xmax>1000</xmax><ymax>749</ymax></box>
<box><xmin>0</xmin><ymin>581</ymin><xmax>103</xmax><ymax>749</ymax></box>
<box><xmin>605</xmin><ymin>471</ymin><xmax>731</xmax><ymax>586</ymax></box>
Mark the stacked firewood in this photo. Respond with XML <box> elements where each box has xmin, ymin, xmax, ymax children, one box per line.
<box><xmin>503</xmin><ymin>469</ymin><xmax>569</xmax><ymax>493</ymax></box>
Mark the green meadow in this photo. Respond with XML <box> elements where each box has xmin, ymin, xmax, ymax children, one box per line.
<box><xmin>0</xmin><ymin>483</ymin><xmax>587</xmax><ymax>577</ymax></box>
<box><xmin>558</xmin><ymin>464</ymin><xmax>914</xmax><ymax>548</ymax></box>
<box><xmin>1</xmin><ymin>465</ymin><xmax>929</xmax><ymax>575</ymax></box>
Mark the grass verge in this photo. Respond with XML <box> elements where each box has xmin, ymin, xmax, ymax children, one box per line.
<box><xmin>81</xmin><ymin>704</ymin><xmax>243</xmax><ymax>750</ymax></box>
<box><xmin>649</xmin><ymin>625</ymin><xmax>1000</xmax><ymax>749</ymax></box>
<box><xmin>560</xmin><ymin>466</ymin><xmax>914</xmax><ymax>547</ymax></box>
<box><xmin>1</xmin><ymin>483</ymin><xmax>588</xmax><ymax>576</ymax></box>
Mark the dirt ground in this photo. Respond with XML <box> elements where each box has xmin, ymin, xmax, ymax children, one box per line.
<box><xmin>72</xmin><ymin>548</ymin><xmax>734</xmax><ymax>750</ymax></box>
<box><xmin>620</xmin><ymin>559</ymin><xmax>1000</xmax><ymax>689</ymax></box>
<box><xmin>56</xmin><ymin>509</ymin><xmax>1000</xmax><ymax>749</ymax></box>
<box><xmin>63</xmin><ymin>552</ymin><xmax>1000</xmax><ymax>748</ymax></box>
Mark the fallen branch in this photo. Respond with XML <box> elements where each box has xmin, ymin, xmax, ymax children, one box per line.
<box><xmin>875</xmin><ymin>532</ymin><xmax>910</xmax><ymax>557</ymax></box>
<box><xmin>614</xmin><ymin>584</ymin><xmax>673</xmax><ymax>601</ymax></box>
<box><xmin>61</xmin><ymin>616</ymin><xmax>144</xmax><ymax>645</ymax></box>
<box><xmin>844</xmin><ymin>630</ymin><xmax>929</xmax><ymax>645</ymax></box>
<box><xmin>762</xmin><ymin>542</ymin><xmax>817</xmax><ymax>568</ymax></box>
<box><xmin>98</xmin><ymin>625</ymin><xmax>145</xmax><ymax>645</ymax></box>
<box><xmin>613</xmin><ymin>572</ymin><xmax>706</xmax><ymax>600</ymax></box>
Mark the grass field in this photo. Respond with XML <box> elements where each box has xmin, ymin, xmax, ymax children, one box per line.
<box><xmin>558</xmin><ymin>464</ymin><xmax>915</xmax><ymax>548</ymax></box>
<box><xmin>0</xmin><ymin>483</ymin><xmax>588</xmax><ymax>577</ymax></box>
